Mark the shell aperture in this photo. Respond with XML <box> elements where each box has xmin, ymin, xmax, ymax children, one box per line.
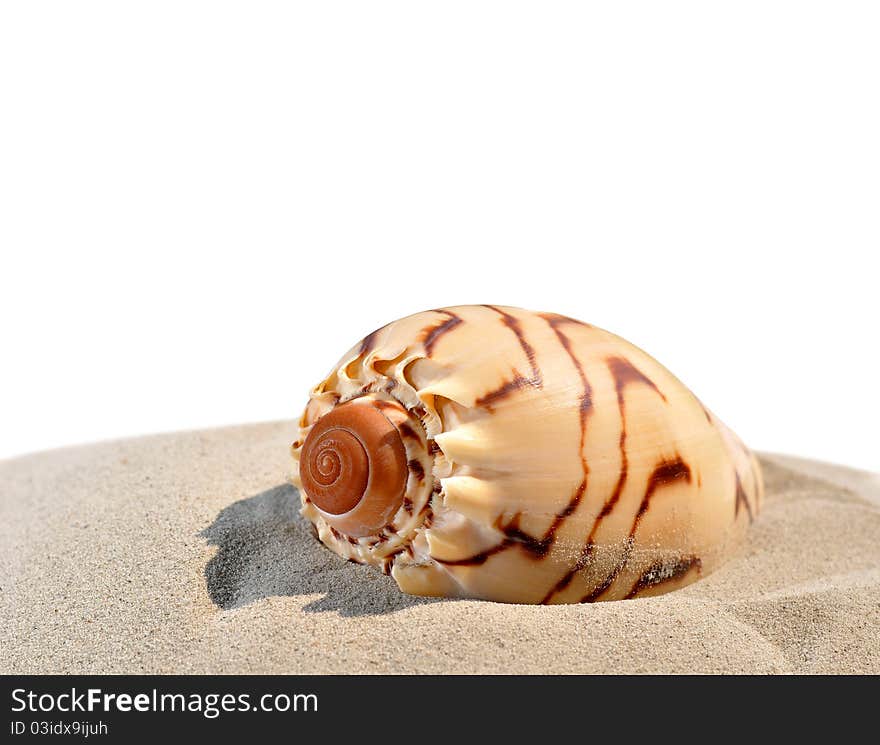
<box><xmin>291</xmin><ymin>305</ymin><xmax>762</xmax><ymax>604</ymax></box>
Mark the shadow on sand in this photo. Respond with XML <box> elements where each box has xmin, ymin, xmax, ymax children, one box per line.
<box><xmin>200</xmin><ymin>484</ymin><xmax>440</xmax><ymax>617</ymax></box>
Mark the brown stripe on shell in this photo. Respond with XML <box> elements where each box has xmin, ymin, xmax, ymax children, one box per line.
<box><xmin>398</xmin><ymin>422</ymin><xmax>423</xmax><ymax>442</ymax></box>
<box><xmin>547</xmin><ymin>354</ymin><xmax>673</xmax><ymax>600</ymax></box>
<box><xmin>585</xmin><ymin>355</ymin><xmax>667</xmax><ymax>527</ymax></box>
<box><xmin>624</xmin><ymin>555</ymin><xmax>702</xmax><ymax>599</ymax></box>
<box><xmin>543</xmin><ymin>543</ymin><xmax>594</xmax><ymax>601</ymax></box>
<box><xmin>542</xmin><ymin>313</ymin><xmax>593</xmax><ymax>434</ymax></box>
<box><xmin>607</xmin><ymin>356</ymin><xmax>667</xmax><ymax>403</ymax></box>
<box><xmin>633</xmin><ymin>457</ymin><xmax>692</xmax><ymax>530</ymax></box>
<box><xmin>474</xmin><ymin>373</ymin><xmax>538</xmax><ymax>410</ymax></box>
<box><xmin>473</xmin><ymin>306</ymin><xmax>544</xmax><ymax>411</ymax></box>
<box><xmin>580</xmin><ymin>456</ymin><xmax>693</xmax><ymax>603</ymax></box>
<box><xmin>539</xmin><ymin>313</ymin><xmax>595</xmax><ymax>603</ymax></box>
<box><xmin>734</xmin><ymin>470</ymin><xmax>754</xmax><ymax>522</ymax></box>
<box><xmin>407</xmin><ymin>458</ymin><xmax>425</xmax><ymax>482</ymax></box>
<box><xmin>432</xmin><ymin>512</ymin><xmax>548</xmax><ymax>566</ymax></box>
<box><xmin>483</xmin><ymin>305</ymin><xmax>542</xmax><ymax>385</ymax></box>
<box><xmin>435</xmin><ymin>536</ymin><xmax>510</xmax><ymax>567</ymax></box>
<box><xmin>436</xmin><ymin>481</ymin><xmax>586</xmax><ymax>568</ymax></box>
<box><xmin>538</xmin><ymin>311</ymin><xmax>593</xmax><ymax>329</ymax></box>
<box><xmin>358</xmin><ymin>327</ymin><xmax>383</xmax><ymax>356</ymax></box>
<box><xmin>577</xmin><ymin>547</ymin><xmax>618</xmax><ymax>603</ymax></box>
<box><xmin>440</xmin><ymin>320</ymin><xmax>663</xmax><ymax>579</ymax></box>
<box><xmin>423</xmin><ymin>310</ymin><xmax>464</xmax><ymax>356</ymax></box>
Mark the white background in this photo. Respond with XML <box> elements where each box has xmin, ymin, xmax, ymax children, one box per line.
<box><xmin>1</xmin><ymin>2</ymin><xmax>877</xmax><ymax>470</ymax></box>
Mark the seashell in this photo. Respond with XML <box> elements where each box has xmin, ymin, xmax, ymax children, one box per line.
<box><xmin>291</xmin><ymin>305</ymin><xmax>762</xmax><ymax>604</ymax></box>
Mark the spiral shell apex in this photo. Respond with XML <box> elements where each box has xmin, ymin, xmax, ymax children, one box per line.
<box><xmin>291</xmin><ymin>305</ymin><xmax>763</xmax><ymax>604</ymax></box>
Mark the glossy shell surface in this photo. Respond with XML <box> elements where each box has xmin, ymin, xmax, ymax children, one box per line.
<box><xmin>291</xmin><ymin>305</ymin><xmax>762</xmax><ymax>603</ymax></box>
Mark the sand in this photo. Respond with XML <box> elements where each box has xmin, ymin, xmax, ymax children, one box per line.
<box><xmin>1</xmin><ymin>421</ymin><xmax>878</xmax><ymax>674</ymax></box>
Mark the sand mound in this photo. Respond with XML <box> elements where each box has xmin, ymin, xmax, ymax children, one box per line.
<box><xmin>1</xmin><ymin>422</ymin><xmax>878</xmax><ymax>674</ymax></box>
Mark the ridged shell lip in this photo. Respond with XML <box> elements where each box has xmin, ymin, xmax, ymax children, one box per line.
<box><xmin>300</xmin><ymin>399</ymin><xmax>408</xmax><ymax>537</ymax></box>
